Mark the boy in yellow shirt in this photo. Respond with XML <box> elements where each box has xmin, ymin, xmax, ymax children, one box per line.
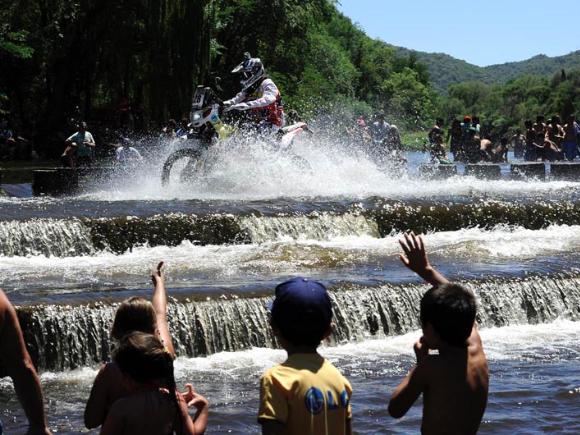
<box><xmin>258</xmin><ymin>277</ymin><xmax>352</xmax><ymax>435</ymax></box>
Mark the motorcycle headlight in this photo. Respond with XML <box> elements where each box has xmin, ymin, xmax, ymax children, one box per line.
<box><xmin>192</xmin><ymin>113</ymin><xmax>201</xmax><ymax>121</ymax></box>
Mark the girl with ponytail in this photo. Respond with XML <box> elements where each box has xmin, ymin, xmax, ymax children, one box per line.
<box><xmin>100</xmin><ymin>332</ymin><xmax>208</xmax><ymax>435</ymax></box>
<box><xmin>85</xmin><ymin>262</ymin><xmax>208</xmax><ymax>432</ymax></box>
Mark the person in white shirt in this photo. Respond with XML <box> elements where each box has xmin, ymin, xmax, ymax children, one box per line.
<box><xmin>115</xmin><ymin>138</ymin><xmax>143</xmax><ymax>166</ymax></box>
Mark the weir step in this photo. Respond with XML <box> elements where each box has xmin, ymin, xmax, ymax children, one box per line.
<box><xmin>33</xmin><ymin>169</ymin><xmax>79</xmax><ymax>196</ymax></box>
<box><xmin>32</xmin><ymin>166</ymin><xmax>116</xmax><ymax>196</ymax></box>
<box><xmin>550</xmin><ymin>162</ymin><xmax>580</xmax><ymax>180</ymax></box>
<box><xmin>418</xmin><ymin>164</ymin><xmax>457</xmax><ymax>179</ymax></box>
<box><xmin>510</xmin><ymin>162</ymin><xmax>546</xmax><ymax>180</ymax></box>
<box><xmin>465</xmin><ymin>164</ymin><xmax>502</xmax><ymax>179</ymax></box>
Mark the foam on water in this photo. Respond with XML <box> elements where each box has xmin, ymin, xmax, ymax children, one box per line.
<box><xmin>167</xmin><ymin>320</ymin><xmax>579</xmax><ymax>420</ymax></box>
<box><xmin>3</xmin><ymin>225</ymin><xmax>580</xmax><ymax>291</ymax></box>
<box><xmin>75</xmin><ymin>137</ymin><xmax>580</xmax><ymax>201</ymax></box>
<box><xmin>5</xmin><ymin>319</ymin><xmax>573</xmax><ymax>385</ymax></box>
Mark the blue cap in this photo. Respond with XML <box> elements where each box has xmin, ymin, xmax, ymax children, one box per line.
<box><xmin>270</xmin><ymin>277</ymin><xmax>332</xmax><ymax>327</ymax></box>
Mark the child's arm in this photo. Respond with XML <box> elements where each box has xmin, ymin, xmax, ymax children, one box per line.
<box><xmin>151</xmin><ymin>261</ymin><xmax>175</xmax><ymax>357</ymax></box>
<box><xmin>85</xmin><ymin>362</ymin><xmax>126</xmax><ymax>429</ymax></box>
<box><xmin>388</xmin><ymin>337</ymin><xmax>429</xmax><ymax>418</ymax></box>
<box><xmin>84</xmin><ymin>364</ymin><xmax>112</xmax><ymax>428</ymax></box>
<box><xmin>258</xmin><ymin>372</ymin><xmax>287</xmax><ymax>435</ymax></box>
<box><xmin>99</xmin><ymin>400</ymin><xmax>125</xmax><ymax>435</ymax></box>
<box><xmin>180</xmin><ymin>384</ymin><xmax>209</xmax><ymax>434</ymax></box>
<box><xmin>399</xmin><ymin>232</ymin><xmax>448</xmax><ymax>286</ymax></box>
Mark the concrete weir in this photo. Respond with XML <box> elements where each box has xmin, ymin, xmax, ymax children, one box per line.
<box><xmin>418</xmin><ymin>164</ymin><xmax>457</xmax><ymax>179</ymax></box>
<box><xmin>32</xmin><ymin>167</ymin><xmax>114</xmax><ymax>196</ymax></box>
<box><xmin>550</xmin><ymin>162</ymin><xmax>580</xmax><ymax>180</ymax></box>
<box><xmin>511</xmin><ymin>162</ymin><xmax>546</xmax><ymax>180</ymax></box>
<box><xmin>465</xmin><ymin>163</ymin><xmax>501</xmax><ymax>179</ymax></box>
<box><xmin>33</xmin><ymin>169</ymin><xmax>79</xmax><ymax>196</ymax></box>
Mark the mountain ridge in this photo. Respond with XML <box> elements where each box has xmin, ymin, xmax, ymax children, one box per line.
<box><xmin>392</xmin><ymin>46</ymin><xmax>580</xmax><ymax>93</ymax></box>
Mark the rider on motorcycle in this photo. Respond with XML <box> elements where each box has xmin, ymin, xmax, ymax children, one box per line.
<box><xmin>223</xmin><ymin>53</ymin><xmax>285</xmax><ymax>132</ymax></box>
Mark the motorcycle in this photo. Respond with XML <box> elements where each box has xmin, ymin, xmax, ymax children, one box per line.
<box><xmin>161</xmin><ymin>85</ymin><xmax>311</xmax><ymax>186</ymax></box>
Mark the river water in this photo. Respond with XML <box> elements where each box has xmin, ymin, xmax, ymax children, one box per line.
<box><xmin>0</xmin><ymin>141</ymin><xmax>579</xmax><ymax>433</ymax></box>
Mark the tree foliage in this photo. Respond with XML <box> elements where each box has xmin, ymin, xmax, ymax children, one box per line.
<box><xmin>0</xmin><ymin>0</ymin><xmax>437</xmax><ymax>156</ymax></box>
<box><xmin>437</xmin><ymin>70</ymin><xmax>580</xmax><ymax>138</ymax></box>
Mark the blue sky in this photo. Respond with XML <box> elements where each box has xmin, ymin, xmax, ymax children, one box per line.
<box><xmin>337</xmin><ymin>0</ymin><xmax>580</xmax><ymax>67</ymax></box>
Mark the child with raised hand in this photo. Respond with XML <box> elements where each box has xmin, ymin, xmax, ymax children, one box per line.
<box><xmin>85</xmin><ymin>262</ymin><xmax>208</xmax><ymax>431</ymax></box>
<box><xmin>258</xmin><ymin>277</ymin><xmax>352</xmax><ymax>435</ymax></box>
<box><xmin>100</xmin><ymin>332</ymin><xmax>207</xmax><ymax>435</ymax></box>
<box><xmin>389</xmin><ymin>233</ymin><xmax>489</xmax><ymax>434</ymax></box>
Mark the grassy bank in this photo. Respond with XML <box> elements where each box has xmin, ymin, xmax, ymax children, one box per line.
<box><xmin>401</xmin><ymin>131</ymin><xmax>428</xmax><ymax>151</ymax></box>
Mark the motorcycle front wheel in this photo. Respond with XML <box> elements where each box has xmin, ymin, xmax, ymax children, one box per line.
<box><xmin>161</xmin><ymin>148</ymin><xmax>203</xmax><ymax>186</ymax></box>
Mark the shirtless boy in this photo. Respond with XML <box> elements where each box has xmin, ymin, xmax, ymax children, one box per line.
<box><xmin>388</xmin><ymin>233</ymin><xmax>489</xmax><ymax>434</ymax></box>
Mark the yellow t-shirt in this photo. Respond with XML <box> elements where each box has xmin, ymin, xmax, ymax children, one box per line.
<box><xmin>258</xmin><ymin>353</ymin><xmax>352</xmax><ymax>435</ymax></box>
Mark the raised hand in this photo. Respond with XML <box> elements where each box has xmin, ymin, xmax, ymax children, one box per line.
<box><xmin>399</xmin><ymin>232</ymin><xmax>448</xmax><ymax>286</ymax></box>
<box><xmin>151</xmin><ymin>261</ymin><xmax>165</xmax><ymax>287</ymax></box>
<box><xmin>399</xmin><ymin>232</ymin><xmax>429</xmax><ymax>275</ymax></box>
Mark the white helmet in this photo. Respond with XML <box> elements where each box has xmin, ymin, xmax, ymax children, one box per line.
<box><xmin>232</xmin><ymin>52</ymin><xmax>265</xmax><ymax>92</ymax></box>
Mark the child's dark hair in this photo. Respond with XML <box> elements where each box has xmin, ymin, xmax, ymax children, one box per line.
<box><xmin>420</xmin><ymin>284</ymin><xmax>476</xmax><ymax>347</ymax></box>
<box><xmin>111</xmin><ymin>297</ymin><xmax>157</xmax><ymax>340</ymax></box>
<box><xmin>113</xmin><ymin>332</ymin><xmax>180</xmax><ymax>429</ymax></box>
<box><xmin>272</xmin><ymin>309</ymin><xmax>330</xmax><ymax>347</ymax></box>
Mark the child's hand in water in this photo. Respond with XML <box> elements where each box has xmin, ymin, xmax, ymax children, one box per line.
<box><xmin>151</xmin><ymin>261</ymin><xmax>165</xmax><ymax>287</ymax></box>
<box><xmin>181</xmin><ymin>384</ymin><xmax>209</xmax><ymax>411</ymax></box>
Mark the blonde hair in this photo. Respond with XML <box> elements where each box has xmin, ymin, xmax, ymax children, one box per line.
<box><xmin>111</xmin><ymin>297</ymin><xmax>156</xmax><ymax>340</ymax></box>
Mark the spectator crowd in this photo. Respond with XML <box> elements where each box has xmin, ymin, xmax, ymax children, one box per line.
<box><xmin>346</xmin><ymin>112</ymin><xmax>405</xmax><ymax>166</ymax></box>
<box><xmin>426</xmin><ymin>114</ymin><xmax>580</xmax><ymax>164</ymax></box>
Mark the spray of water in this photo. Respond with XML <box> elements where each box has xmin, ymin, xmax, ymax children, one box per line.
<box><xmin>73</xmin><ymin>132</ymin><xmax>580</xmax><ymax>201</ymax></box>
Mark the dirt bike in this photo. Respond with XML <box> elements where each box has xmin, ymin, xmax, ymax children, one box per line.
<box><xmin>161</xmin><ymin>85</ymin><xmax>311</xmax><ymax>186</ymax></box>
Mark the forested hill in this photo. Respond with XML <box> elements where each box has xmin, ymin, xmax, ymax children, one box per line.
<box><xmin>0</xmin><ymin>0</ymin><xmax>437</xmax><ymax>156</ymax></box>
<box><xmin>1</xmin><ymin>0</ymin><xmax>579</xmax><ymax>158</ymax></box>
<box><xmin>395</xmin><ymin>47</ymin><xmax>580</xmax><ymax>93</ymax></box>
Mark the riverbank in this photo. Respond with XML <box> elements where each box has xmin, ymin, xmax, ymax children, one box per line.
<box><xmin>401</xmin><ymin>131</ymin><xmax>428</xmax><ymax>151</ymax></box>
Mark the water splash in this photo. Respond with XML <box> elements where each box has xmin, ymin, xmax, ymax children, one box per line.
<box><xmin>76</xmin><ymin>136</ymin><xmax>580</xmax><ymax>201</ymax></box>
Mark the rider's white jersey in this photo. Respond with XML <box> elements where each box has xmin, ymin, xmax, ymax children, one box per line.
<box><xmin>225</xmin><ymin>78</ymin><xmax>279</xmax><ymax>109</ymax></box>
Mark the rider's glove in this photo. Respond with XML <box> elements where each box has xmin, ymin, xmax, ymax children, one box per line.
<box><xmin>230</xmin><ymin>102</ymin><xmax>250</xmax><ymax>111</ymax></box>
